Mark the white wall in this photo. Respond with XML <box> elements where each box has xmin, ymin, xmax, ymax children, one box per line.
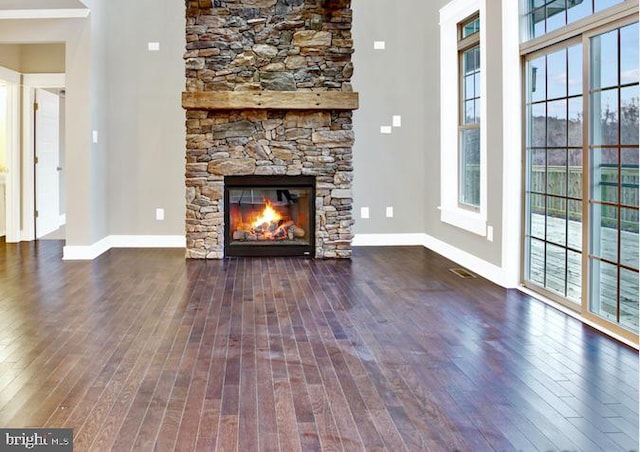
<box><xmin>105</xmin><ymin>0</ymin><xmax>185</xmax><ymax>236</ymax></box>
<box><xmin>352</xmin><ymin>0</ymin><xmax>506</xmax><ymax>267</ymax></box>
<box><xmin>351</xmin><ymin>1</ymin><xmax>428</xmax><ymax>235</ymax></box>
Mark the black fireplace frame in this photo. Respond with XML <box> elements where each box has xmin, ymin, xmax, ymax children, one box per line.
<box><xmin>224</xmin><ymin>175</ymin><xmax>316</xmax><ymax>257</ymax></box>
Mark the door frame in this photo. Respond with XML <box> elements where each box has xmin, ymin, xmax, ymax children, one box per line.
<box><xmin>0</xmin><ymin>65</ymin><xmax>20</xmax><ymax>243</ymax></box>
<box><xmin>21</xmin><ymin>73</ymin><xmax>65</xmax><ymax>241</ymax></box>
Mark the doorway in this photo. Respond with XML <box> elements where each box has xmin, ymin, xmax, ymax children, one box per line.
<box><xmin>34</xmin><ymin>88</ymin><xmax>65</xmax><ymax>239</ymax></box>
<box><xmin>21</xmin><ymin>73</ymin><xmax>66</xmax><ymax>242</ymax></box>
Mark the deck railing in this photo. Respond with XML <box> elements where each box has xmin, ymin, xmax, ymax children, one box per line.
<box><xmin>530</xmin><ymin>165</ymin><xmax>639</xmax><ymax>233</ymax></box>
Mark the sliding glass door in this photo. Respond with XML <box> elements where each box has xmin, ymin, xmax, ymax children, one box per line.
<box><xmin>524</xmin><ymin>17</ymin><xmax>639</xmax><ymax>337</ymax></box>
<box><xmin>588</xmin><ymin>22</ymin><xmax>639</xmax><ymax>333</ymax></box>
<box><xmin>525</xmin><ymin>40</ymin><xmax>584</xmax><ymax>306</ymax></box>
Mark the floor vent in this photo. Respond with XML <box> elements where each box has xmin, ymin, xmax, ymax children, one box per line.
<box><xmin>449</xmin><ymin>268</ymin><xmax>477</xmax><ymax>279</ymax></box>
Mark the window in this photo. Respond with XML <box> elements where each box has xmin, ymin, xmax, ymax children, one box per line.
<box><xmin>459</xmin><ymin>16</ymin><xmax>481</xmax><ymax>208</ymax></box>
<box><xmin>525</xmin><ymin>0</ymin><xmax>626</xmax><ymax>40</ymax></box>
<box><xmin>440</xmin><ymin>0</ymin><xmax>487</xmax><ymax>236</ymax></box>
<box><xmin>522</xmin><ymin>0</ymin><xmax>638</xmax><ymax>338</ymax></box>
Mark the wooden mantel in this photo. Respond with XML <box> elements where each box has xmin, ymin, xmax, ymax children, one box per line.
<box><xmin>182</xmin><ymin>91</ymin><xmax>359</xmax><ymax>111</ymax></box>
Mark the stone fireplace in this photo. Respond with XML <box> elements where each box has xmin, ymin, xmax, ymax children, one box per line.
<box><xmin>183</xmin><ymin>0</ymin><xmax>358</xmax><ymax>259</ymax></box>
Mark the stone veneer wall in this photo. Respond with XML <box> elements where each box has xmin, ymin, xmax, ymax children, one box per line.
<box><xmin>184</xmin><ymin>0</ymin><xmax>355</xmax><ymax>259</ymax></box>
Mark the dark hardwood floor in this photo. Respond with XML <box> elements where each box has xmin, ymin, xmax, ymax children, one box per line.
<box><xmin>0</xmin><ymin>239</ymin><xmax>637</xmax><ymax>451</ymax></box>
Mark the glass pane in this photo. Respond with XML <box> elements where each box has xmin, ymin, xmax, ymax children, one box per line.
<box><xmin>530</xmin><ymin>103</ymin><xmax>546</xmax><ymax>147</ymax></box>
<box><xmin>621</xmin><ymin>148</ymin><xmax>639</xmax><ymax>207</ymax></box>
<box><xmin>568</xmin><ymin>149</ymin><xmax>583</xmax><ymax>198</ymax></box>
<box><xmin>464</xmin><ymin>47</ymin><xmax>478</xmax><ymax>74</ymax></box>
<box><xmin>591</xmin><ymin>203</ymin><xmax>618</xmax><ymax>263</ymax></box>
<box><xmin>465</xmin><ymin>75</ymin><xmax>475</xmax><ymax>101</ymax></box>
<box><xmin>568</xmin><ymin>44</ymin><xmax>583</xmax><ymax>97</ymax></box>
<box><xmin>459</xmin><ymin>128</ymin><xmax>480</xmax><ymax>207</ymax></box>
<box><xmin>547</xmin><ymin>49</ymin><xmax>567</xmax><ymax>99</ymax></box>
<box><xmin>547</xmin><ymin>243</ymin><xmax>567</xmax><ymax>295</ymax></box>
<box><xmin>547</xmin><ymin>99</ymin><xmax>567</xmax><ymax>147</ymax></box>
<box><xmin>591</xmin><ymin>148</ymin><xmax>618</xmax><ymax>203</ymax></box>
<box><xmin>620</xmin><ymin>208</ymin><xmax>639</xmax><ymax>270</ymax></box>
<box><xmin>462</xmin><ymin>17</ymin><xmax>480</xmax><ymax>38</ymax></box>
<box><xmin>568</xmin><ymin>97</ymin><xmax>583</xmax><ymax>147</ymax></box>
<box><xmin>620</xmin><ymin>268</ymin><xmax>639</xmax><ymax>332</ymax></box>
<box><xmin>529</xmin><ymin>238</ymin><xmax>546</xmax><ymax>285</ymax></box>
<box><xmin>568</xmin><ymin>199</ymin><xmax>582</xmax><ymax>250</ymax></box>
<box><xmin>532</xmin><ymin>9</ymin><xmax>546</xmax><ymax>38</ymax></box>
<box><xmin>621</xmin><ymin>85</ymin><xmax>639</xmax><ymax>145</ymax></box>
<box><xmin>567</xmin><ymin>249</ymin><xmax>582</xmax><ymax>301</ymax></box>
<box><xmin>591</xmin><ymin>29</ymin><xmax>619</xmax><ymax>90</ymax></box>
<box><xmin>591</xmin><ymin>88</ymin><xmax>619</xmax><ymax>146</ymax></box>
<box><xmin>474</xmin><ymin>73</ymin><xmax>481</xmax><ymax>101</ymax></box>
<box><xmin>547</xmin><ymin>149</ymin><xmax>567</xmax><ymax>195</ymax></box>
<box><xmin>228</xmin><ymin>186</ymin><xmax>313</xmax><ymax>246</ymax></box>
<box><xmin>620</xmin><ymin>22</ymin><xmax>639</xmax><ymax>85</ymax></box>
<box><xmin>474</xmin><ymin>99</ymin><xmax>481</xmax><ymax>123</ymax></box>
<box><xmin>594</xmin><ymin>0</ymin><xmax>624</xmax><ymax>13</ymax></box>
<box><xmin>546</xmin><ymin>0</ymin><xmax>567</xmax><ymax>33</ymax></box>
<box><xmin>465</xmin><ymin>100</ymin><xmax>475</xmax><ymax>124</ymax></box>
<box><xmin>530</xmin><ymin>149</ymin><xmax>546</xmax><ymax>193</ymax></box>
<box><xmin>567</xmin><ymin>0</ymin><xmax>591</xmax><ymax>24</ymax></box>
<box><xmin>530</xmin><ymin>194</ymin><xmax>546</xmax><ymax>239</ymax></box>
<box><xmin>590</xmin><ymin>258</ymin><xmax>618</xmax><ymax>323</ymax></box>
<box><xmin>529</xmin><ymin>57</ymin><xmax>546</xmax><ymax>103</ymax></box>
<box><xmin>547</xmin><ymin>197</ymin><xmax>567</xmax><ymax>245</ymax></box>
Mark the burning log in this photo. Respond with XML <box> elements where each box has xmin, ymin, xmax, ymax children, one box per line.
<box><xmin>273</xmin><ymin>220</ymin><xmax>294</xmax><ymax>241</ymax></box>
<box><xmin>231</xmin><ymin>201</ymin><xmax>307</xmax><ymax>243</ymax></box>
<box><xmin>291</xmin><ymin>225</ymin><xmax>305</xmax><ymax>238</ymax></box>
<box><xmin>232</xmin><ymin>231</ymin><xmax>247</xmax><ymax>240</ymax></box>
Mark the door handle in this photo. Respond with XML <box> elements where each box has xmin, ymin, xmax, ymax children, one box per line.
<box><xmin>56</xmin><ymin>167</ymin><xmax>63</xmax><ymax>172</ymax></box>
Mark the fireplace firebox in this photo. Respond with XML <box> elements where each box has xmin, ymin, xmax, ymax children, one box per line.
<box><xmin>224</xmin><ymin>176</ymin><xmax>315</xmax><ymax>257</ymax></box>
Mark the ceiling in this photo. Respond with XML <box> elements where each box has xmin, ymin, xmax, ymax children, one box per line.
<box><xmin>0</xmin><ymin>0</ymin><xmax>89</xmax><ymax>19</ymax></box>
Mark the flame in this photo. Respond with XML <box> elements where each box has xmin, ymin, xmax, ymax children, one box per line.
<box><xmin>252</xmin><ymin>201</ymin><xmax>282</xmax><ymax>229</ymax></box>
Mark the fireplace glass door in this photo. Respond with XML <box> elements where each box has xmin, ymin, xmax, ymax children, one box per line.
<box><xmin>224</xmin><ymin>176</ymin><xmax>315</xmax><ymax>257</ymax></box>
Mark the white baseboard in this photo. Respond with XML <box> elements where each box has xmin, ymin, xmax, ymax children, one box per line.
<box><xmin>63</xmin><ymin>235</ymin><xmax>185</xmax><ymax>260</ymax></box>
<box><xmin>420</xmin><ymin>233</ymin><xmax>514</xmax><ymax>288</ymax></box>
<box><xmin>110</xmin><ymin>235</ymin><xmax>187</xmax><ymax>248</ymax></box>
<box><xmin>352</xmin><ymin>233</ymin><xmax>427</xmax><ymax>247</ymax></box>
<box><xmin>65</xmin><ymin>232</ymin><xmax>510</xmax><ymax>289</ymax></box>
<box><xmin>353</xmin><ymin>232</ymin><xmax>514</xmax><ymax>289</ymax></box>
<box><xmin>63</xmin><ymin>236</ymin><xmax>112</xmax><ymax>260</ymax></box>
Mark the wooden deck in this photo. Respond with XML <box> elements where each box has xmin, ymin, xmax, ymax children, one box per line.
<box><xmin>0</xmin><ymin>240</ymin><xmax>637</xmax><ymax>451</ymax></box>
<box><xmin>530</xmin><ymin>213</ymin><xmax>639</xmax><ymax>329</ymax></box>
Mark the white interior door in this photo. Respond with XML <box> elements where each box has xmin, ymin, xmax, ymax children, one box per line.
<box><xmin>35</xmin><ymin>88</ymin><xmax>60</xmax><ymax>238</ymax></box>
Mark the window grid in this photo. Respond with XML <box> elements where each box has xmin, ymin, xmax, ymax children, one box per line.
<box><xmin>588</xmin><ymin>23</ymin><xmax>639</xmax><ymax>331</ymax></box>
<box><xmin>527</xmin><ymin>0</ymin><xmax>626</xmax><ymax>39</ymax></box>
<box><xmin>458</xmin><ymin>17</ymin><xmax>481</xmax><ymax>209</ymax></box>
<box><xmin>526</xmin><ymin>43</ymin><xmax>584</xmax><ymax>302</ymax></box>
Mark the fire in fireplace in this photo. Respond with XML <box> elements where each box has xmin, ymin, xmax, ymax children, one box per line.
<box><xmin>224</xmin><ymin>176</ymin><xmax>315</xmax><ymax>257</ymax></box>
